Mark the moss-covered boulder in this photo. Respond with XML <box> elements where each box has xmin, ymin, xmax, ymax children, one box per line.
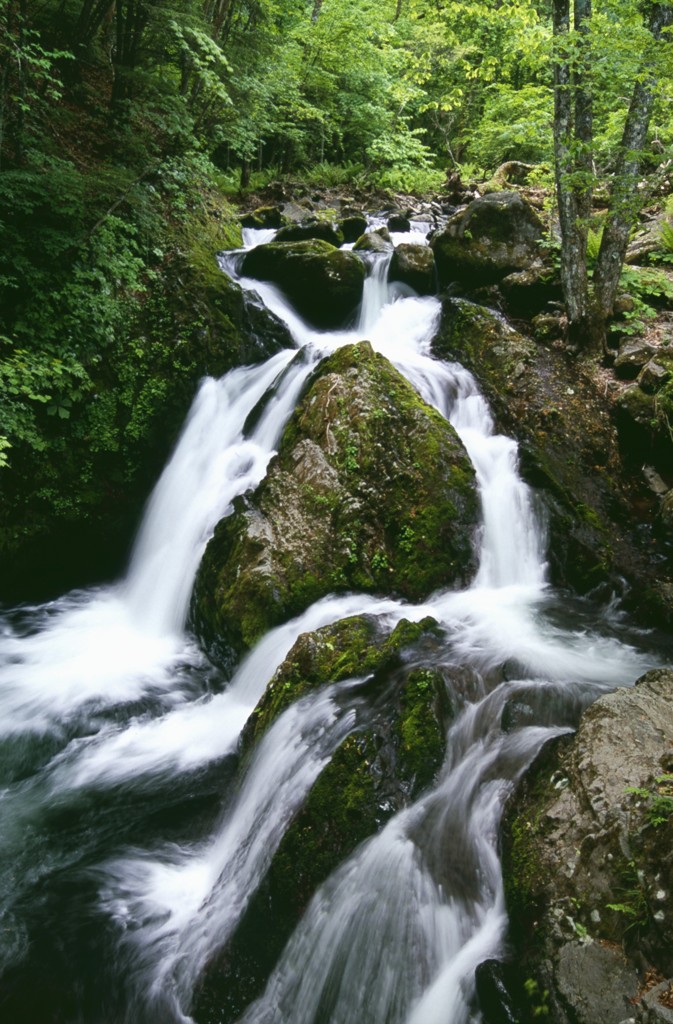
<box><xmin>194</xmin><ymin>614</ymin><xmax>450</xmax><ymax>1023</ymax></box>
<box><xmin>389</xmin><ymin>243</ymin><xmax>436</xmax><ymax>295</ymax></box>
<box><xmin>240</xmin><ymin>205</ymin><xmax>285</xmax><ymax>229</ymax></box>
<box><xmin>431</xmin><ymin>191</ymin><xmax>544</xmax><ymax>287</ymax></box>
<box><xmin>192</xmin><ymin>340</ymin><xmax>479</xmax><ymax>664</ymax></box>
<box><xmin>502</xmin><ymin>668</ymin><xmax>673</xmax><ymax>1024</ymax></box>
<box><xmin>274</xmin><ymin>219</ymin><xmax>344</xmax><ymax>247</ymax></box>
<box><xmin>432</xmin><ymin>297</ymin><xmax>673</xmax><ymax>622</ymax></box>
<box><xmin>241</xmin><ymin>239</ymin><xmax>365</xmax><ymax>329</ymax></box>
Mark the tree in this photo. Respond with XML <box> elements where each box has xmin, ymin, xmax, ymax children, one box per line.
<box><xmin>593</xmin><ymin>1</ymin><xmax>673</xmax><ymax>319</ymax></box>
<box><xmin>552</xmin><ymin>0</ymin><xmax>673</xmax><ymax>352</ymax></box>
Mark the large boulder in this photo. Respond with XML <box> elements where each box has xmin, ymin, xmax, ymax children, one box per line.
<box><xmin>502</xmin><ymin>668</ymin><xmax>673</xmax><ymax>1024</ymax></box>
<box><xmin>191</xmin><ymin>341</ymin><xmax>479</xmax><ymax>665</ymax></box>
<box><xmin>241</xmin><ymin>239</ymin><xmax>365</xmax><ymax>329</ymax></box>
<box><xmin>431</xmin><ymin>191</ymin><xmax>544</xmax><ymax>287</ymax></box>
<box><xmin>194</xmin><ymin>613</ymin><xmax>451</xmax><ymax>1022</ymax></box>
<box><xmin>389</xmin><ymin>243</ymin><xmax>436</xmax><ymax>295</ymax></box>
<box><xmin>274</xmin><ymin>219</ymin><xmax>344</xmax><ymax>247</ymax></box>
<box><xmin>240</xmin><ymin>205</ymin><xmax>285</xmax><ymax>229</ymax></box>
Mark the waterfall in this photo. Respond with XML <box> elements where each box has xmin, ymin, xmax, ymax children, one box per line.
<box><xmin>0</xmin><ymin>223</ymin><xmax>664</xmax><ymax>1024</ymax></box>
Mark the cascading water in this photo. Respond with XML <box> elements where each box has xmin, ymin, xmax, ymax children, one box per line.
<box><xmin>0</xmin><ymin>221</ymin><xmax>667</xmax><ymax>1024</ymax></box>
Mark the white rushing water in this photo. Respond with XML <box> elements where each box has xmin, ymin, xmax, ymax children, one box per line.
<box><xmin>0</xmin><ymin>221</ymin><xmax>664</xmax><ymax>1024</ymax></box>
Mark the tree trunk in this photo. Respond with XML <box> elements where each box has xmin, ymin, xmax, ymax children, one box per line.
<box><xmin>553</xmin><ymin>0</ymin><xmax>596</xmax><ymax>349</ymax></box>
<box><xmin>593</xmin><ymin>2</ymin><xmax>673</xmax><ymax>319</ymax></box>
<box><xmin>111</xmin><ymin>0</ymin><xmax>149</xmax><ymax>111</ymax></box>
<box><xmin>311</xmin><ymin>0</ymin><xmax>324</xmax><ymax>21</ymax></box>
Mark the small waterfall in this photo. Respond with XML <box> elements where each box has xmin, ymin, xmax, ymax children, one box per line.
<box><xmin>357</xmin><ymin>251</ymin><xmax>395</xmax><ymax>332</ymax></box>
<box><xmin>122</xmin><ymin>352</ymin><xmax>297</xmax><ymax>636</ymax></box>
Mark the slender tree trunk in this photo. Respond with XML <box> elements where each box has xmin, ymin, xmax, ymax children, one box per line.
<box><xmin>312</xmin><ymin>0</ymin><xmax>324</xmax><ymax>21</ymax></box>
<box><xmin>593</xmin><ymin>2</ymin><xmax>673</xmax><ymax>318</ymax></box>
<box><xmin>394</xmin><ymin>0</ymin><xmax>404</xmax><ymax>21</ymax></box>
<box><xmin>553</xmin><ymin>0</ymin><xmax>595</xmax><ymax>348</ymax></box>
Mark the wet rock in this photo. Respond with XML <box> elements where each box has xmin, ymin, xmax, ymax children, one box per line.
<box><xmin>241</xmin><ymin>239</ymin><xmax>365</xmax><ymax>329</ymax></box>
<box><xmin>431</xmin><ymin>191</ymin><xmax>544</xmax><ymax>287</ymax></box>
<box><xmin>353</xmin><ymin>231</ymin><xmax>393</xmax><ymax>253</ymax></box>
<box><xmin>532</xmin><ymin>312</ymin><xmax>565</xmax><ymax>341</ymax></box>
<box><xmin>615</xmin><ymin>341</ymin><xmax>657</xmax><ymax>380</ymax></box>
<box><xmin>389</xmin><ymin>243</ymin><xmax>436</xmax><ymax>295</ymax></box>
<box><xmin>433</xmin><ymin>295</ymin><xmax>673</xmax><ymax>615</ymax></box>
<box><xmin>274</xmin><ymin>219</ymin><xmax>344</xmax><ymax>247</ymax></box>
<box><xmin>475</xmin><ymin>959</ymin><xmax>521</xmax><ymax>1024</ymax></box>
<box><xmin>240</xmin><ymin>204</ymin><xmax>285</xmax><ymax>229</ymax></box>
<box><xmin>499</xmin><ymin>260</ymin><xmax>562</xmax><ymax>317</ymax></box>
<box><xmin>194</xmin><ymin>615</ymin><xmax>450</xmax><ymax>1023</ymax></box>
<box><xmin>339</xmin><ymin>213</ymin><xmax>368</xmax><ymax>242</ymax></box>
<box><xmin>388</xmin><ymin>213</ymin><xmax>412</xmax><ymax>232</ymax></box>
<box><xmin>192</xmin><ymin>341</ymin><xmax>479</xmax><ymax>663</ymax></box>
<box><xmin>503</xmin><ymin>669</ymin><xmax>673</xmax><ymax>1023</ymax></box>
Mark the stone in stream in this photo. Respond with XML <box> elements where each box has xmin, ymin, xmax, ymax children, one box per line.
<box><xmin>191</xmin><ymin>341</ymin><xmax>479</xmax><ymax>668</ymax></box>
<box><xmin>502</xmin><ymin>668</ymin><xmax>673</xmax><ymax>1024</ymax></box>
<box><xmin>353</xmin><ymin>230</ymin><xmax>393</xmax><ymax>253</ymax></box>
<box><xmin>241</xmin><ymin>238</ymin><xmax>365</xmax><ymax>329</ymax></box>
<box><xmin>389</xmin><ymin>242</ymin><xmax>436</xmax><ymax>295</ymax></box>
<box><xmin>431</xmin><ymin>190</ymin><xmax>544</xmax><ymax>287</ymax></box>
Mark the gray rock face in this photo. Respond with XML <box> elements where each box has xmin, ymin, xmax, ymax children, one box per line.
<box><xmin>431</xmin><ymin>191</ymin><xmax>544</xmax><ymax>286</ymax></box>
<box><xmin>614</xmin><ymin>340</ymin><xmax>657</xmax><ymax>379</ymax></box>
<box><xmin>556</xmin><ymin>943</ymin><xmax>639</xmax><ymax>1024</ymax></box>
<box><xmin>504</xmin><ymin>669</ymin><xmax>673</xmax><ymax>1023</ymax></box>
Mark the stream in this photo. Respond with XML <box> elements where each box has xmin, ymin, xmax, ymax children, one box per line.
<box><xmin>0</xmin><ymin>221</ymin><xmax>668</xmax><ymax>1023</ymax></box>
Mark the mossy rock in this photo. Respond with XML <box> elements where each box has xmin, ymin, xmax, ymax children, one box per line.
<box><xmin>193</xmin><ymin>614</ymin><xmax>450</xmax><ymax>1023</ymax></box>
<box><xmin>431</xmin><ymin>191</ymin><xmax>543</xmax><ymax>287</ymax></box>
<box><xmin>241</xmin><ymin>239</ymin><xmax>365</xmax><ymax>328</ymax></box>
<box><xmin>191</xmin><ymin>340</ymin><xmax>479</xmax><ymax>664</ymax></box>
<box><xmin>274</xmin><ymin>219</ymin><xmax>344</xmax><ymax>247</ymax></box>
<box><xmin>353</xmin><ymin>231</ymin><xmax>393</xmax><ymax>253</ymax></box>
<box><xmin>240</xmin><ymin>205</ymin><xmax>285</xmax><ymax>229</ymax></box>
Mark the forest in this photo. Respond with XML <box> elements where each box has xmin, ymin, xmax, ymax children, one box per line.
<box><xmin>1</xmin><ymin>3</ymin><xmax>673</xmax><ymax>1024</ymax></box>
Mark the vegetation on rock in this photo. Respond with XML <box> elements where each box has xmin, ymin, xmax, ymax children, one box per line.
<box><xmin>192</xmin><ymin>340</ymin><xmax>479</xmax><ymax>665</ymax></box>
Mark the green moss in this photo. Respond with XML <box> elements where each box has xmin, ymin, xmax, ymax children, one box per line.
<box><xmin>397</xmin><ymin>668</ymin><xmax>446</xmax><ymax>793</ymax></box>
<box><xmin>244</xmin><ymin>615</ymin><xmax>440</xmax><ymax>747</ymax></box>
<box><xmin>502</xmin><ymin>737</ymin><xmax>571</xmax><ymax>943</ymax></box>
